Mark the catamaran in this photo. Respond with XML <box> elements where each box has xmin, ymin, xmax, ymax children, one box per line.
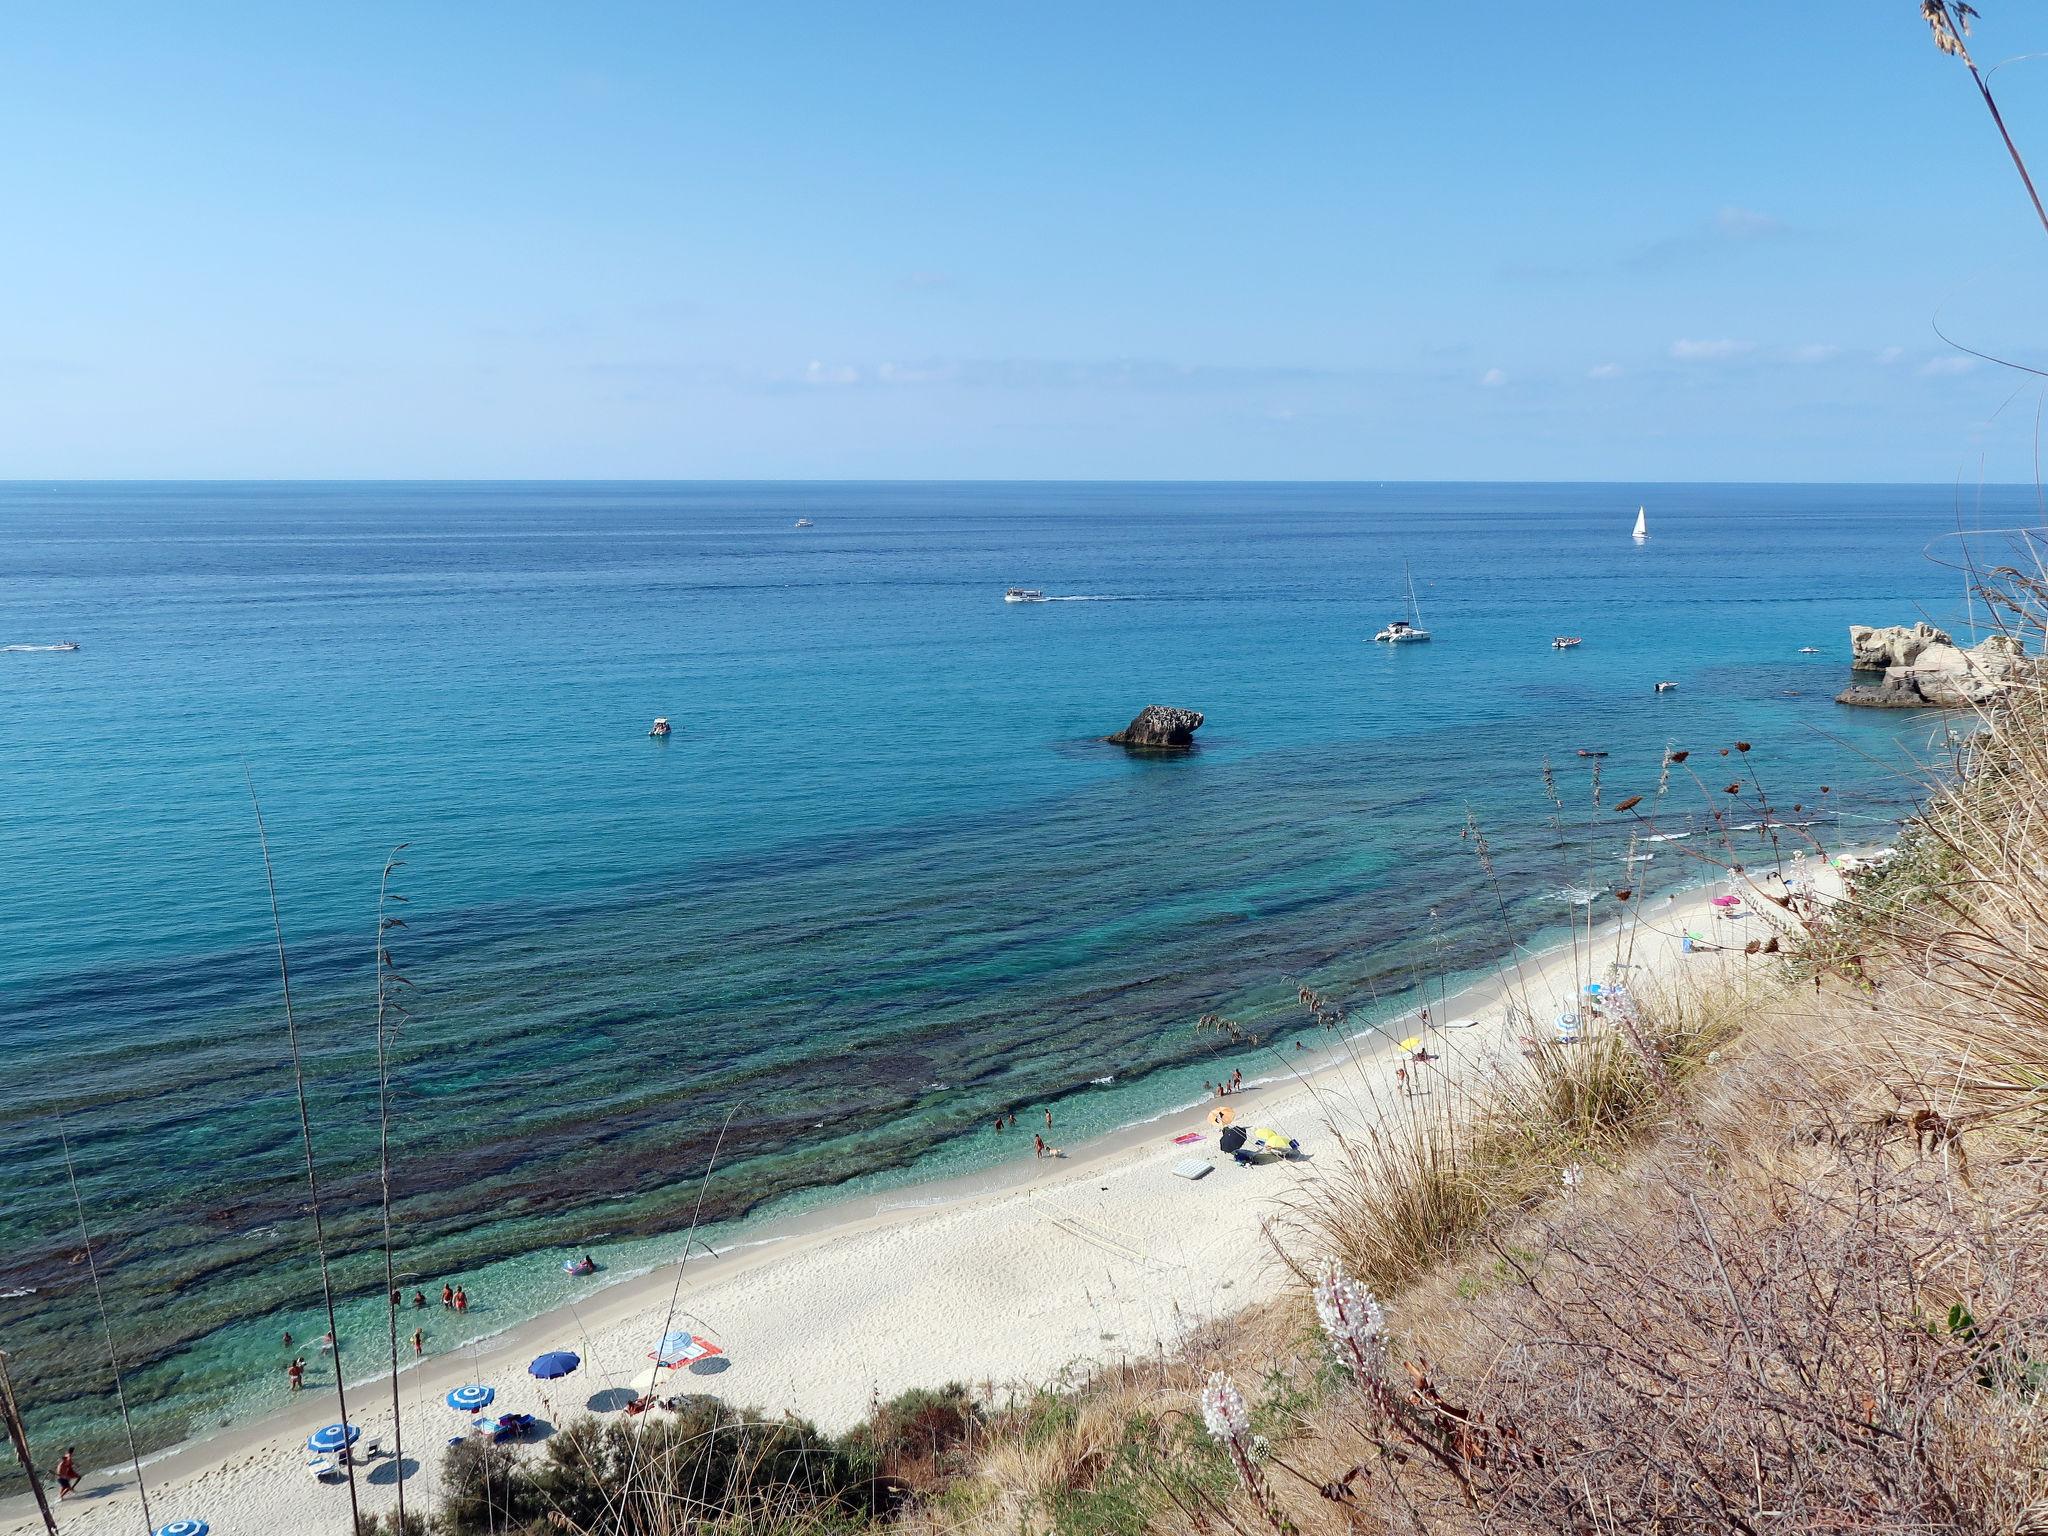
<box><xmin>1372</xmin><ymin>562</ymin><xmax>1432</xmax><ymax>643</ymax></box>
<box><xmin>1632</xmin><ymin>505</ymin><xmax>1648</xmax><ymax>542</ymax></box>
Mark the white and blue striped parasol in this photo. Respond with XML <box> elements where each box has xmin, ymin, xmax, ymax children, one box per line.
<box><xmin>155</xmin><ymin>1522</ymin><xmax>211</xmax><ymax>1536</ymax></box>
<box><xmin>446</xmin><ymin>1384</ymin><xmax>496</xmax><ymax>1412</ymax></box>
<box><xmin>307</xmin><ymin>1422</ymin><xmax>360</xmax><ymax>1455</ymax></box>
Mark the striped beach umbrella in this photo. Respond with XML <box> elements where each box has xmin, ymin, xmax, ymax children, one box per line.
<box><xmin>155</xmin><ymin>1521</ymin><xmax>211</xmax><ymax>1536</ymax></box>
<box><xmin>528</xmin><ymin>1350</ymin><xmax>580</xmax><ymax>1380</ymax></box>
<box><xmin>446</xmin><ymin>1384</ymin><xmax>495</xmax><ymax>1412</ymax></box>
<box><xmin>307</xmin><ymin>1422</ymin><xmax>360</xmax><ymax>1455</ymax></box>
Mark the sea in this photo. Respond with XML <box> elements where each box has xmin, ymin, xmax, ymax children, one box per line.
<box><xmin>0</xmin><ymin>480</ymin><xmax>2015</xmax><ymax>1478</ymax></box>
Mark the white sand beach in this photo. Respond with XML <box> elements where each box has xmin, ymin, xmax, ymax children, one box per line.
<box><xmin>6</xmin><ymin>881</ymin><xmax>1782</xmax><ymax>1536</ymax></box>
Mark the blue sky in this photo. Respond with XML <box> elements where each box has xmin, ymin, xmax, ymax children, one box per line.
<box><xmin>7</xmin><ymin>1</ymin><xmax>2048</xmax><ymax>479</ymax></box>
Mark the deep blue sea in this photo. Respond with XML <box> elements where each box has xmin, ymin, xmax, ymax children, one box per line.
<box><xmin>0</xmin><ymin>481</ymin><xmax>2008</xmax><ymax>1472</ymax></box>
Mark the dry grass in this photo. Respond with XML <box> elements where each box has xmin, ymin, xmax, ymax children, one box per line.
<box><xmin>1281</xmin><ymin>974</ymin><xmax>1752</xmax><ymax>1298</ymax></box>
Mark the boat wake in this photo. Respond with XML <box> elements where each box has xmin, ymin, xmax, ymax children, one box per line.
<box><xmin>1042</xmin><ymin>594</ymin><xmax>1138</xmax><ymax>603</ymax></box>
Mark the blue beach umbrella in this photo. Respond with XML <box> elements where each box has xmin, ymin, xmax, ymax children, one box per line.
<box><xmin>446</xmin><ymin>1384</ymin><xmax>496</xmax><ymax>1412</ymax></box>
<box><xmin>155</xmin><ymin>1521</ymin><xmax>211</xmax><ymax>1536</ymax></box>
<box><xmin>528</xmin><ymin>1350</ymin><xmax>580</xmax><ymax>1380</ymax></box>
<box><xmin>307</xmin><ymin>1422</ymin><xmax>360</xmax><ymax>1455</ymax></box>
<box><xmin>653</xmin><ymin>1330</ymin><xmax>697</xmax><ymax>1359</ymax></box>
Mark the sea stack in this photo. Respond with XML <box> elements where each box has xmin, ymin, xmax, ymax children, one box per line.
<box><xmin>1835</xmin><ymin>622</ymin><xmax>2030</xmax><ymax>708</ymax></box>
<box><xmin>1106</xmin><ymin>705</ymin><xmax>1204</xmax><ymax>749</ymax></box>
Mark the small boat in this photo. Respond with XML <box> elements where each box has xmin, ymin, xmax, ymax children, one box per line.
<box><xmin>1576</xmin><ymin>748</ymin><xmax>1608</xmax><ymax>759</ymax></box>
<box><xmin>1553</xmin><ymin>636</ymin><xmax>1582</xmax><ymax>649</ymax></box>
<box><xmin>1632</xmin><ymin>506</ymin><xmax>1648</xmax><ymax>542</ymax></box>
<box><xmin>1003</xmin><ymin>588</ymin><xmax>1048</xmax><ymax>603</ymax></box>
<box><xmin>1797</xmin><ymin>646</ymin><xmax>1821</xmax><ymax>654</ymax></box>
<box><xmin>649</xmin><ymin>717</ymin><xmax>671</xmax><ymax>738</ymax></box>
<box><xmin>54</xmin><ymin>642</ymin><xmax>78</xmax><ymax>652</ymax></box>
<box><xmin>1372</xmin><ymin>561</ymin><xmax>1432</xmax><ymax>643</ymax></box>
<box><xmin>1654</xmin><ymin>681</ymin><xmax>1678</xmax><ymax>693</ymax></box>
<box><xmin>794</xmin><ymin>518</ymin><xmax>814</xmax><ymax>528</ymax></box>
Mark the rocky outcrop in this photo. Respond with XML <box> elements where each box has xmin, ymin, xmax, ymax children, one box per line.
<box><xmin>1106</xmin><ymin>705</ymin><xmax>1204</xmax><ymax>748</ymax></box>
<box><xmin>1836</xmin><ymin>623</ymin><xmax>2030</xmax><ymax>708</ymax></box>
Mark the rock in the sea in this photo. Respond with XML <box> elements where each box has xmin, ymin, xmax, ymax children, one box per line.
<box><xmin>1836</xmin><ymin>622</ymin><xmax>2029</xmax><ymax>708</ymax></box>
<box><xmin>1106</xmin><ymin>705</ymin><xmax>1204</xmax><ymax>748</ymax></box>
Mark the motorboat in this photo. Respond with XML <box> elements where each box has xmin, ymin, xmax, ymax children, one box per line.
<box><xmin>1553</xmin><ymin>636</ymin><xmax>1583</xmax><ymax>649</ymax></box>
<box><xmin>1004</xmin><ymin>588</ymin><xmax>1048</xmax><ymax>603</ymax></box>
<box><xmin>794</xmin><ymin>518</ymin><xmax>814</xmax><ymax>528</ymax></box>
<box><xmin>649</xmin><ymin>717</ymin><xmax>671</xmax><ymax>738</ymax></box>
<box><xmin>1371</xmin><ymin>561</ymin><xmax>1432</xmax><ymax>643</ymax></box>
<box><xmin>1654</xmin><ymin>681</ymin><xmax>1678</xmax><ymax>693</ymax></box>
<box><xmin>1798</xmin><ymin>646</ymin><xmax>1821</xmax><ymax>654</ymax></box>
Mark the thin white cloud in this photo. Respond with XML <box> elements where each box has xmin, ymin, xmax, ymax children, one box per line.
<box><xmin>1670</xmin><ymin>338</ymin><xmax>1755</xmax><ymax>362</ymax></box>
<box><xmin>1788</xmin><ymin>343</ymin><xmax>1840</xmax><ymax>364</ymax></box>
<box><xmin>1713</xmin><ymin>205</ymin><xmax>1787</xmax><ymax>239</ymax></box>
<box><xmin>1876</xmin><ymin>346</ymin><xmax>1905</xmax><ymax>365</ymax></box>
<box><xmin>1628</xmin><ymin>207</ymin><xmax>1793</xmax><ymax>269</ymax></box>
<box><xmin>803</xmin><ymin>360</ymin><xmax>862</xmax><ymax>386</ymax></box>
<box><xmin>1919</xmin><ymin>355</ymin><xmax>1978</xmax><ymax>377</ymax></box>
<box><xmin>1479</xmin><ymin>368</ymin><xmax>1507</xmax><ymax>388</ymax></box>
<box><xmin>1588</xmin><ymin>362</ymin><xmax>1623</xmax><ymax>380</ymax></box>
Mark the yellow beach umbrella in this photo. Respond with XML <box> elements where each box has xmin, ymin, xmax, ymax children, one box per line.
<box><xmin>1398</xmin><ymin>1036</ymin><xmax>1423</xmax><ymax>1052</ymax></box>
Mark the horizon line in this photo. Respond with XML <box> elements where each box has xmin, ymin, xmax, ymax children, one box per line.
<box><xmin>2</xmin><ymin>476</ymin><xmax>2046</xmax><ymax>489</ymax></box>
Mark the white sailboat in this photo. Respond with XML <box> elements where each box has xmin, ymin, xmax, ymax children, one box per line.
<box><xmin>1632</xmin><ymin>505</ymin><xmax>1648</xmax><ymax>542</ymax></box>
<box><xmin>1372</xmin><ymin>561</ymin><xmax>1432</xmax><ymax>643</ymax></box>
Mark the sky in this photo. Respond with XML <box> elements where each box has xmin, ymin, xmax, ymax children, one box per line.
<box><xmin>7</xmin><ymin>1</ymin><xmax>2048</xmax><ymax>480</ymax></box>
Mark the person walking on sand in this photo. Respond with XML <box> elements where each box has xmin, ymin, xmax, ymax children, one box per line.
<box><xmin>287</xmin><ymin>1357</ymin><xmax>305</xmax><ymax>1392</ymax></box>
<box><xmin>411</xmin><ymin>1328</ymin><xmax>424</xmax><ymax>1358</ymax></box>
<box><xmin>53</xmin><ymin>1448</ymin><xmax>78</xmax><ymax>1498</ymax></box>
<box><xmin>441</xmin><ymin>1283</ymin><xmax>455</xmax><ymax>1308</ymax></box>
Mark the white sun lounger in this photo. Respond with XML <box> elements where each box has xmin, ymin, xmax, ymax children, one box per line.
<box><xmin>1172</xmin><ymin>1158</ymin><xmax>1212</xmax><ymax>1181</ymax></box>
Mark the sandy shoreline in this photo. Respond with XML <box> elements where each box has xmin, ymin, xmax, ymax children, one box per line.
<box><xmin>4</xmin><ymin>880</ymin><xmax>1770</xmax><ymax>1536</ymax></box>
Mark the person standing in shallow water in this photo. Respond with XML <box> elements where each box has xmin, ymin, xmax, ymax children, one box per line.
<box><xmin>441</xmin><ymin>1283</ymin><xmax>454</xmax><ymax>1308</ymax></box>
<box><xmin>287</xmin><ymin>1357</ymin><xmax>305</xmax><ymax>1392</ymax></box>
<box><xmin>411</xmin><ymin>1328</ymin><xmax>425</xmax><ymax>1357</ymax></box>
<box><xmin>454</xmin><ymin>1286</ymin><xmax>468</xmax><ymax>1313</ymax></box>
<box><xmin>1043</xmin><ymin>1108</ymin><xmax>1052</xmax><ymax>1130</ymax></box>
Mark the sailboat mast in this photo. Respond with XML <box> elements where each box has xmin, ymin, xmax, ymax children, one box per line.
<box><xmin>1404</xmin><ymin>560</ymin><xmax>1422</xmax><ymax>624</ymax></box>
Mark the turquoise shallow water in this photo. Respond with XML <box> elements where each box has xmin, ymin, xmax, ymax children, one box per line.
<box><xmin>0</xmin><ymin>480</ymin><xmax>2003</xmax><ymax>1473</ymax></box>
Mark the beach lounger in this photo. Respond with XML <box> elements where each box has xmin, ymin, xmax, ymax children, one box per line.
<box><xmin>307</xmin><ymin>1458</ymin><xmax>338</xmax><ymax>1482</ymax></box>
<box><xmin>1172</xmin><ymin>1158</ymin><xmax>1212</xmax><ymax>1180</ymax></box>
